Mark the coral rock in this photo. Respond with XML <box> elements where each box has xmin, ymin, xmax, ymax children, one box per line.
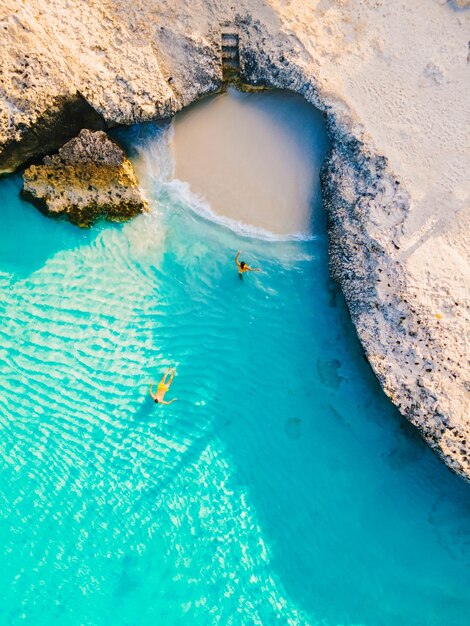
<box><xmin>21</xmin><ymin>129</ymin><xmax>148</xmax><ymax>228</ymax></box>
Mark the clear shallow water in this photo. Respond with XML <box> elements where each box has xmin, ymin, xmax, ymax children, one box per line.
<box><xmin>0</xmin><ymin>108</ymin><xmax>469</xmax><ymax>626</ymax></box>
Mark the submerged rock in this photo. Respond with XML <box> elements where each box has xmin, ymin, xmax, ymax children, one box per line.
<box><xmin>21</xmin><ymin>130</ymin><xmax>148</xmax><ymax>228</ymax></box>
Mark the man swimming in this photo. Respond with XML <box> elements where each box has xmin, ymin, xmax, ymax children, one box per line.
<box><xmin>235</xmin><ymin>251</ymin><xmax>261</xmax><ymax>275</ymax></box>
<box><xmin>150</xmin><ymin>368</ymin><xmax>177</xmax><ymax>405</ymax></box>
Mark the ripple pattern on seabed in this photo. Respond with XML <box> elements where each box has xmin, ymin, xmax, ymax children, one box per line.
<box><xmin>0</xmin><ymin>204</ymin><xmax>308</xmax><ymax>624</ymax></box>
<box><xmin>0</xmin><ymin>123</ymin><xmax>469</xmax><ymax>626</ymax></box>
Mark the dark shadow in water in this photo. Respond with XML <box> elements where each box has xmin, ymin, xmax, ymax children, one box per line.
<box><xmin>208</xmin><ymin>240</ymin><xmax>470</xmax><ymax>625</ymax></box>
<box><xmin>132</xmin><ymin>397</ymin><xmax>156</xmax><ymax>421</ymax></box>
<box><xmin>110</xmin><ymin>120</ymin><xmax>169</xmax><ymax>160</ymax></box>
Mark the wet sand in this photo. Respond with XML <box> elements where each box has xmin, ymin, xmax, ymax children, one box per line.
<box><xmin>171</xmin><ymin>89</ymin><xmax>330</xmax><ymax>236</ymax></box>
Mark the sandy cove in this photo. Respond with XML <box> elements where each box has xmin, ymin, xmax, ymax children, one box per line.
<box><xmin>0</xmin><ymin>0</ymin><xmax>469</xmax><ymax>479</ymax></box>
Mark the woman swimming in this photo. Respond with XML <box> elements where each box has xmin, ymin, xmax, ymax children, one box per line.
<box><xmin>150</xmin><ymin>368</ymin><xmax>177</xmax><ymax>405</ymax></box>
<box><xmin>235</xmin><ymin>251</ymin><xmax>261</xmax><ymax>275</ymax></box>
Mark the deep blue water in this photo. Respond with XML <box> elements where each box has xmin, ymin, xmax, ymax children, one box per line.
<box><xmin>0</xmin><ymin>95</ymin><xmax>469</xmax><ymax>625</ymax></box>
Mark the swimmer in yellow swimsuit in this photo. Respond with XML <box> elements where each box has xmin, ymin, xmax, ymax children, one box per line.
<box><xmin>150</xmin><ymin>368</ymin><xmax>177</xmax><ymax>405</ymax></box>
<box><xmin>235</xmin><ymin>251</ymin><xmax>261</xmax><ymax>275</ymax></box>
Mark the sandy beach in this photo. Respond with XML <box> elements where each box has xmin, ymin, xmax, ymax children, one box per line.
<box><xmin>172</xmin><ymin>89</ymin><xmax>330</xmax><ymax>236</ymax></box>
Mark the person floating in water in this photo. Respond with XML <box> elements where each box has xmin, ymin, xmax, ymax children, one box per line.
<box><xmin>235</xmin><ymin>251</ymin><xmax>261</xmax><ymax>275</ymax></box>
<box><xmin>150</xmin><ymin>369</ymin><xmax>177</xmax><ymax>405</ymax></box>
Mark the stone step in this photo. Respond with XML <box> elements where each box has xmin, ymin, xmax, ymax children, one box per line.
<box><xmin>222</xmin><ymin>46</ymin><xmax>239</xmax><ymax>56</ymax></box>
<box><xmin>221</xmin><ymin>32</ymin><xmax>240</xmax><ymax>80</ymax></box>
<box><xmin>221</xmin><ymin>33</ymin><xmax>239</xmax><ymax>47</ymax></box>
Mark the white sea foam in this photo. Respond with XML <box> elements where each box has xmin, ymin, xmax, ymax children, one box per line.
<box><xmin>164</xmin><ymin>178</ymin><xmax>317</xmax><ymax>242</ymax></box>
<box><xmin>131</xmin><ymin>124</ymin><xmax>175</xmax><ymax>193</ymax></box>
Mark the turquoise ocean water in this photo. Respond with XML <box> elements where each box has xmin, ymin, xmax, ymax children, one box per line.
<box><xmin>0</xmin><ymin>100</ymin><xmax>469</xmax><ymax>625</ymax></box>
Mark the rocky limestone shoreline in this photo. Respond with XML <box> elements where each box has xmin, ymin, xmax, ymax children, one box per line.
<box><xmin>0</xmin><ymin>1</ymin><xmax>468</xmax><ymax>480</ymax></box>
<box><xmin>322</xmin><ymin>134</ymin><xmax>469</xmax><ymax>479</ymax></box>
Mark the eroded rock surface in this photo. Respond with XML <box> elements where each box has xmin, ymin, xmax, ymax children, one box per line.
<box><xmin>1</xmin><ymin>0</ymin><xmax>469</xmax><ymax>479</ymax></box>
<box><xmin>22</xmin><ymin>129</ymin><xmax>148</xmax><ymax>227</ymax></box>
<box><xmin>0</xmin><ymin>92</ymin><xmax>105</xmax><ymax>174</ymax></box>
<box><xmin>322</xmin><ymin>135</ymin><xmax>470</xmax><ymax>479</ymax></box>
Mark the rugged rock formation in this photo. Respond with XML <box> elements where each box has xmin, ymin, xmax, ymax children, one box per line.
<box><xmin>21</xmin><ymin>129</ymin><xmax>148</xmax><ymax>227</ymax></box>
<box><xmin>322</xmin><ymin>135</ymin><xmax>469</xmax><ymax>479</ymax></box>
<box><xmin>0</xmin><ymin>92</ymin><xmax>105</xmax><ymax>175</ymax></box>
<box><xmin>1</xmin><ymin>0</ymin><xmax>469</xmax><ymax>479</ymax></box>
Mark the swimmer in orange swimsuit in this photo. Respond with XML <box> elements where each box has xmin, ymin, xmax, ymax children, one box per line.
<box><xmin>150</xmin><ymin>368</ymin><xmax>177</xmax><ymax>405</ymax></box>
<box><xmin>235</xmin><ymin>251</ymin><xmax>261</xmax><ymax>275</ymax></box>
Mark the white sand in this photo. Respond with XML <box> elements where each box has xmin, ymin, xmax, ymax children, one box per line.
<box><xmin>171</xmin><ymin>89</ymin><xmax>329</xmax><ymax>236</ymax></box>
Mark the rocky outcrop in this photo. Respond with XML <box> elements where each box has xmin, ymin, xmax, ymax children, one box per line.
<box><xmin>21</xmin><ymin>129</ymin><xmax>148</xmax><ymax>227</ymax></box>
